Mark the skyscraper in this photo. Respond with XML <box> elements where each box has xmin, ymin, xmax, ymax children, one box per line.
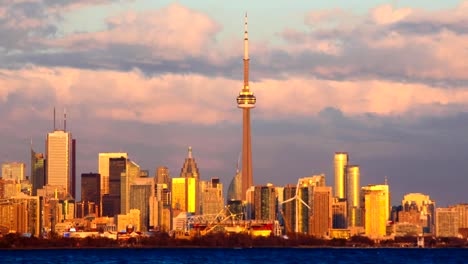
<box><xmin>309</xmin><ymin>186</ymin><xmax>332</xmax><ymax>238</ymax></box>
<box><xmin>334</xmin><ymin>152</ymin><xmax>348</xmax><ymax>199</ymax></box>
<box><xmin>46</xmin><ymin>130</ymin><xmax>72</xmax><ymax>194</ymax></box>
<box><xmin>200</xmin><ymin>178</ymin><xmax>224</xmax><ymax>215</ymax></box>
<box><xmin>1</xmin><ymin>162</ymin><xmax>26</xmax><ymax>182</ymax></box>
<box><xmin>227</xmin><ymin>158</ymin><xmax>242</xmax><ymax>201</ymax></box>
<box><xmin>237</xmin><ymin>14</ymin><xmax>256</xmax><ymax>201</ymax></box>
<box><xmin>346</xmin><ymin>165</ymin><xmax>361</xmax><ymax>227</ymax></box>
<box><xmin>171</xmin><ymin>147</ymin><xmax>200</xmax><ymax>214</ymax></box>
<box><xmin>81</xmin><ymin>172</ymin><xmax>100</xmax><ymax>216</ymax></box>
<box><xmin>248</xmin><ymin>184</ymin><xmax>277</xmax><ymax>221</ymax></box>
<box><xmin>362</xmin><ymin>184</ymin><xmax>390</xmax><ymax>238</ymax></box>
<box><xmin>98</xmin><ymin>152</ymin><xmax>128</xmax><ymax>215</ymax></box>
<box><xmin>98</xmin><ymin>153</ymin><xmax>128</xmax><ymax>197</ymax></box>
<box><xmin>30</xmin><ymin>150</ymin><xmax>45</xmax><ymax>196</ymax></box>
<box><xmin>102</xmin><ymin>157</ymin><xmax>126</xmax><ymax>217</ymax></box>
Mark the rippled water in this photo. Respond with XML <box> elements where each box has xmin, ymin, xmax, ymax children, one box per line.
<box><xmin>1</xmin><ymin>248</ymin><xmax>467</xmax><ymax>263</ymax></box>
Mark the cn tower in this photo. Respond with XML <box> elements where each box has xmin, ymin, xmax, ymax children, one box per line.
<box><xmin>237</xmin><ymin>14</ymin><xmax>256</xmax><ymax>201</ymax></box>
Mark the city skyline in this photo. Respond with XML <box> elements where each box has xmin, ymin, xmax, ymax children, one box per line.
<box><xmin>1</xmin><ymin>1</ymin><xmax>468</xmax><ymax>207</ymax></box>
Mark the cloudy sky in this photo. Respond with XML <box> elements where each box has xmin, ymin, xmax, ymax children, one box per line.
<box><xmin>1</xmin><ymin>0</ymin><xmax>467</xmax><ymax>206</ymax></box>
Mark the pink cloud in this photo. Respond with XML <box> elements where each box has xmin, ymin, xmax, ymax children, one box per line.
<box><xmin>371</xmin><ymin>5</ymin><xmax>412</xmax><ymax>25</ymax></box>
<box><xmin>2</xmin><ymin>66</ymin><xmax>468</xmax><ymax>125</ymax></box>
<box><xmin>49</xmin><ymin>3</ymin><xmax>221</xmax><ymax>60</ymax></box>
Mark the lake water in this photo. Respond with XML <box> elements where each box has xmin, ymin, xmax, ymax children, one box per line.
<box><xmin>1</xmin><ymin>248</ymin><xmax>467</xmax><ymax>263</ymax></box>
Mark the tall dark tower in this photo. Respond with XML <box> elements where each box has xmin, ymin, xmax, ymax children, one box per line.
<box><xmin>237</xmin><ymin>14</ymin><xmax>256</xmax><ymax>201</ymax></box>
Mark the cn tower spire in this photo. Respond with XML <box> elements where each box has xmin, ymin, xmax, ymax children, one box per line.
<box><xmin>243</xmin><ymin>13</ymin><xmax>249</xmax><ymax>89</ymax></box>
<box><xmin>237</xmin><ymin>13</ymin><xmax>256</xmax><ymax>202</ymax></box>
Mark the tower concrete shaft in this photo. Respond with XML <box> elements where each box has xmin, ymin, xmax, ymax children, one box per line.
<box><xmin>237</xmin><ymin>13</ymin><xmax>256</xmax><ymax>201</ymax></box>
<box><xmin>242</xmin><ymin>108</ymin><xmax>253</xmax><ymax>201</ymax></box>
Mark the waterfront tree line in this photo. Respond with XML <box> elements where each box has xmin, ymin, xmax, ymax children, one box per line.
<box><xmin>0</xmin><ymin>232</ymin><xmax>467</xmax><ymax>249</ymax></box>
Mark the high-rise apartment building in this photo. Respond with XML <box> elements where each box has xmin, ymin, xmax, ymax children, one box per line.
<box><xmin>332</xmin><ymin>198</ymin><xmax>347</xmax><ymax>229</ymax></box>
<box><xmin>1</xmin><ymin>162</ymin><xmax>26</xmax><ymax>182</ymax></box>
<box><xmin>346</xmin><ymin>165</ymin><xmax>361</xmax><ymax>227</ymax></box>
<box><xmin>46</xmin><ymin>130</ymin><xmax>72</xmax><ymax>195</ymax></box>
<box><xmin>282</xmin><ymin>184</ymin><xmax>297</xmax><ymax>233</ymax></box>
<box><xmin>436</xmin><ymin>207</ymin><xmax>459</xmax><ymax>237</ymax></box>
<box><xmin>334</xmin><ymin>152</ymin><xmax>348</xmax><ymax>199</ymax></box>
<box><xmin>200</xmin><ymin>178</ymin><xmax>224</xmax><ymax>215</ymax></box>
<box><xmin>309</xmin><ymin>186</ymin><xmax>332</xmax><ymax>238</ymax></box>
<box><xmin>249</xmin><ymin>184</ymin><xmax>277</xmax><ymax>221</ymax></box>
<box><xmin>362</xmin><ymin>184</ymin><xmax>390</xmax><ymax>238</ymax></box>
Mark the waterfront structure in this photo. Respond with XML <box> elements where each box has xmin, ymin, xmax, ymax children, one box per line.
<box><xmin>30</xmin><ymin>150</ymin><xmax>45</xmax><ymax>196</ymax></box>
<box><xmin>1</xmin><ymin>162</ymin><xmax>26</xmax><ymax>182</ymax></box>
<box><xmin>309</xmin><ymin>186</ymin><xmax>332</xmax><ymax>238</ymax></box>
<box><xmin>362</xmin><ymin>184</ymin><xmax>390</xmax><ymax>238</ymax></box>
<box><xmin>200</xmin><ymin>178</ymin><xmax>224</xmax><ymax>215</ymax></box>
<box><xmin>81</xmin><ymin>173</ymin><xmax>100</xmax><ymax>216</ymax></box>
<box><xmin>334</xmin><ymin>152</ymin><xmax>348</xmax><ymax>199</ymax></box>
<box><xmin>237</xmin><ymin>14</ymin><xmax>256</xmax><ymax>201</ymax></box>
<box><xmin>171</xmin><ymin>147</ymin><xmax>200</xmax><ymax>214</ymax></box>
<box><xmin>46</xmin><ymin>130</ymin><xmax>72</xmax><ymax>195</ymax></box>
<box><xmin>346</xmin><ymin>165</ymin><xmax>361</xmax><ymax>227</ymax></box>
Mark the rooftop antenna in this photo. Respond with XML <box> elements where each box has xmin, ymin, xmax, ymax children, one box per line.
<box><xmin>384</xmin><ymin>176</ymin><xmax>388</xmax><ymax>185</ymax></box>
<box><xmin>64</xmin><ymin>108</ymin><xmax>67</xmax><ymax>131</ymax></box>
<box><xmin>53</xmin><ymin>107</ymin><xmax>56</xmax><ymax>131</ymax></box>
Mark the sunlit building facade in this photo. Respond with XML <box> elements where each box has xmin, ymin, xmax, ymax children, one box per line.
<box><xmin>1</xmin><ymin>162</ymin><xmax>26</xmax><ymax>182</ymax></box>
<box><xmin>171</xmin><ymin>147</ymin><xmax>200</xmax><ymax>214</ymax></box>
<box><xmin>346</xmin><ymin>165</ymin><xmax>361</xmax><ymax>227</ymax></box>
<box><xmin>309</xmin><ymin>186</ymin><xmax>332</xmax><ymax>238</ymax></box>
<box><xmin>200</xmin><ymin>178</ymin><xmax>224</xmax><ymax>215</ymax></box>
<box><xmin>334</xmin><ymin>152</ymin><xmax>348</xmax><ymax>199</ymax></box>
<box><xmin>400</xmin><ymin>193</ymin><xmax>435</xmax><ymax>234</ymax></box>
<box><xmin>98</xmin><ymin>152</ymin><xmax>128</xmax><ymax>201</ymax></box>
<box><xmin>362</xmin><ymin>184</ymin><xmax>390</xmax><ymax>238</ymax></box>
<box><xmin>436</xmin><ymin>207</ymin><xmax>459</xmax><ymax>237</ymax></box>
<box><xmin>46</xmin><ymin>130</ymin><xmax>71</xmax><ymax>195</ymax></box>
